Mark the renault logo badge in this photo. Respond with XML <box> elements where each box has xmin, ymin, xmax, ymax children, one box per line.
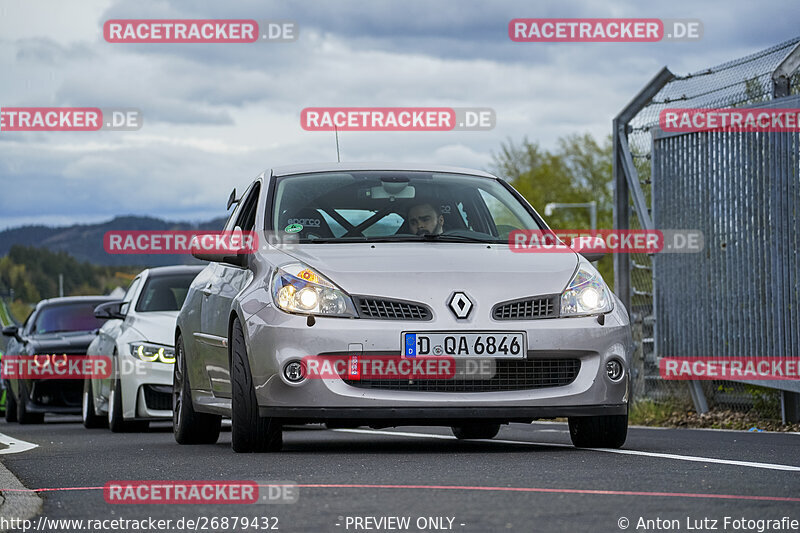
<box><xmin>448</xmin><ymin>292</ymin><xmax>473</xmax><ymax>319</ymax></box>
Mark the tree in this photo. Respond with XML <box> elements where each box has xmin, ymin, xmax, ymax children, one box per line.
<box><xmin>491</xmin><ymin>133</ymin><xmax>615</xmax><ymax>287</ymax></box>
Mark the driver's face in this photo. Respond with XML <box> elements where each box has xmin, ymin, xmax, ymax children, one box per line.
<box><xmin>408</xmin><ymin>204</ymin><xmax>444</xmax><ymax>235</ymax></box>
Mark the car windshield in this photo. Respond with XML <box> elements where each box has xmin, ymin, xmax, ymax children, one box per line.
<box><xmin>270</xmin><ymin>171</ymin><xmax>542</xmax><ymax>243</ymax></box>
<box><xmin>33</xmin><ymin>302</ymin><xmax>109</xmax><ymax>334</ymax></box>
<box><xmin>135</xmin><ymin>273</ymin><xmax>198</xmax><ymax>312</ymax></box>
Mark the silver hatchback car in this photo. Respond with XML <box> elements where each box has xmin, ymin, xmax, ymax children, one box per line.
<box><xmin>174</xmin><ymin>163</ymin><xmax>632</xmax><ymax>452</ymax></box>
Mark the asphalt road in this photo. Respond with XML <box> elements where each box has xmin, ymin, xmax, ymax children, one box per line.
<box><xmin>0</xmin><ymin>417</ymin><xmax>799</xmax><ymax>533</ymax></box>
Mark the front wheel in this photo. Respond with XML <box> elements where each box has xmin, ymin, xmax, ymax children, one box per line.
<box><xmin>82</xmin><ymin>379</ymin><xmax>106</xmax><ymax>428</ymax></box>
<box><xmin>568</xmin><ymin>414</ymin><xmax>628</xmax><ymax>448</ymax></box>
<box><xmin>4</xmin><ymin>381</ymin><xmax>18</xmax><ymax>422</ymax></box>
<box><xmin>17</xmin><ymin>381</ymin><xmax>44</xmax><ymax>424</ymax></box>
<box><xmin>173</xmin><ymin>334</ymin><xmax>221</xmax><ymax>444</ymax></box>
<box><xmin>108</xmin><ymin>377</ymin><xmax>148</xmax><ymax>433</ymax></box>
<box><xmin>231</xmin><ymin>318</ymin><xmax>282</xmax><ymax>453</ymax></box>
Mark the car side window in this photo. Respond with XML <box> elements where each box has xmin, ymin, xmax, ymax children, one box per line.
<box><xmin>222</xmin><ymin>184</ymin><xmax>253</xmax><ymax>232</ymax></box>
<box><xmin>234</xmin><ymin>182</ymin><xmax>261</xmax><ymax>232</ymax></box>
<box><xmin>22</xmin><ymin>309</ymin><xmax>37</xmax><ymax>336</ymax></box>
<box><xmin>120</xmin><ymin>277</ymin><xmax>141</xmax><ymax>315</ymax></box>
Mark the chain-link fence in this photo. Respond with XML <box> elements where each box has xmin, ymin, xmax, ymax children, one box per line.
<box><xmin>614</xmin><ymin>37</ymin><xmax>800</xmax><ymax>421</ymax></box>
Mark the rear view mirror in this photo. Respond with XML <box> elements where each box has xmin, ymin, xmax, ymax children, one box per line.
<box><xmin>94</xmin><ymin>301</ymin><xmax>125</xmax><ymax>320</ymax></box>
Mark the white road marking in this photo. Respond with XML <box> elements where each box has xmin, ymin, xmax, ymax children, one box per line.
<box><xmin>334</xmin><ymin>428</ymin><xmax>800</xmax><ymax>473</ymax></box>
<box><xmin>0</xmin><ymin>432</ymin><xmax>39</xmax><ymax>455</ymax></box>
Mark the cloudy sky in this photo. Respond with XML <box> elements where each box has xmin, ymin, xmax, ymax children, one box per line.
<box><xmin>1</xmin><ymin>0</ymin><xmax>798</xmax><ymax>229</ymax></box>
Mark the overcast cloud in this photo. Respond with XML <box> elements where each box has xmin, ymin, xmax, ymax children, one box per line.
<box><xmin>1</xmin><ymin>0</ymin><xmax>798</xmax><ymax>229</ymax></box>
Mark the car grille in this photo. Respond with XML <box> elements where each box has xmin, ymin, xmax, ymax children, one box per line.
<box><xmin>143</xmin><ymin>384</ymin><xmax>172</xmax><ymax>411</ymax></box>
<box><xmin>31</xmin><ymin>380</ymin><xmax>82</xmax><ymax>406</ymax></box>
<box><xmin>493</xmin><ymin>295</ymin><xmax>559</xmax><ymax>320</ymax></box>
<box><xmin>341</xmin><ymin>358</ymin><xmax>580</xmax><ymax>392</ymax></box>
<box><xmin>354</xmin><ymin>296</ymin><xmax>432</xmax><ymax>321</ymax></box>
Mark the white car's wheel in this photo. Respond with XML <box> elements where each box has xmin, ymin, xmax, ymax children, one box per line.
<box><xmin>108</xmin><ymin>377</ymin><xmax>148</xmax><ymax>433</ymax></box>
<box><xmin>82</xmin><ymin>379</ymin><xmax>106</xmax><ymax>429</ymax></box>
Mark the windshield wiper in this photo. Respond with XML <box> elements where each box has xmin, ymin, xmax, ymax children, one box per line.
<box><xmin>306</xmin><ymin>234</ymin><xmax>504</xmax><ymax>244</ymax></box>
<box><xmin>419</xmin><ymin>233</ymin><xmax>504</xmax><ymax>244</ymax></box>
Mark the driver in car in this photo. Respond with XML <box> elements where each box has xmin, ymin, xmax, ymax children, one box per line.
<box><xmin>407</xmin><ymin>201</ymin><xmax>444</xmax><ymax>236</ymax></box>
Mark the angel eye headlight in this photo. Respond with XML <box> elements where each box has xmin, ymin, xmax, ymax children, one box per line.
<box><xmin>560</xmin><ymin>264</ymin><xmax>613</xmax><ymax>317</ymax></box>
<box><xmin>129</xmin><ymin>342</ymin><xmax>175</xmax><ymax>364</ymax></box>
<box><xmin>271</xmin><ymin>263</ymin><xmax>357</xmax><ymax>318</ymax></box>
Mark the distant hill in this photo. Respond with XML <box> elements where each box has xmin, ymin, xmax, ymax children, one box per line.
<box><xmin>0</xmin><ymin>215</ymin><xmax>227</xmax><ymax>266</ymax></box>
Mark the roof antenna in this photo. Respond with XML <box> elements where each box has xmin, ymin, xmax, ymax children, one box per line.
<box><xmin>334</xmin><ymin>124</ymin><xmax>341</xmax><ymax>163</ymax></box>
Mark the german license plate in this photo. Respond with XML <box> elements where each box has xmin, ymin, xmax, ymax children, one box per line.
<box><xmin>402</xmin><ymin>332</ymin><xmax>526</xmax><ymax>358</ymax></box>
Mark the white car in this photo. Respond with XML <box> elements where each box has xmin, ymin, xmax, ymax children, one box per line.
<box><xmin>84</xmin><ymin>265</ymin><xmax>203</xmax><ymax>432</ymax></box>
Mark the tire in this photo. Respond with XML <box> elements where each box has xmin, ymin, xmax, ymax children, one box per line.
<box><xmin>108</xmin><ymin>377</ymin><xmax>148</xmax><ymax>433</ymax></box>
<box><xmin>451</xmin><ymin>423</ymin><xmax>501</xmax><ymax>440</ymax></box>
<box><xmin>173</xmin><ymin>334</ymin><xmax>221</xmax><ymax>444</ymax></box>
<box><xmin>568</xmin><ymin>414</ymin><xmax>628</xmax><ymax>448</ymax></box>
<box><xmin>230</xmin><ymin>318</ymin><xmax>282</xmax><ymax>453</ymax></box>
<box><xmin>17</xmin><ymin>381</ymin><xmax>44</xmax><ymax>424</ymax></box>
<box><xmin>82</xmin><ymin>379</ymin><xmax>106</xmax><ymax>429</ymax></box>
<box><xmin>5</xmin><ymin>382</ymin><xmax>18</xmax><ymax>423</ymax></box>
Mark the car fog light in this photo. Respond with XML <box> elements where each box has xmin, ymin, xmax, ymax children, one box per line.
<box><xmin>284</xmin><ymin>361</ymin><xmax>306</xmax><ymax>383</ymax></box>
<box><xmin>606</xmin><ymin>359</ymin><xmax>624</xmax><ymax>381</ymax></box>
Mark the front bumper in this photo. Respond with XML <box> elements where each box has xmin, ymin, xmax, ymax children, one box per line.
<box><xmin>242</xmin><ymin>301</ymin><xmax>632</xmax><ymax>420</ymax></box>
<box><xmin>117</xmin><ymin>356</ymin><xmax>174</xmax><ymax>420</ymax></box>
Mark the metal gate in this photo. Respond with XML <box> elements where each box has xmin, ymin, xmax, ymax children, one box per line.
<box><xmin>613</xmin><ymin>38</ymin><xmax>800</xmax><ymax>422</ymax></box>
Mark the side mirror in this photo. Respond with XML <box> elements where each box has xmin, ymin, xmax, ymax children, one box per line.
<box><xmin>2</xmin><ymin>325</ymin><xmax>22</xmax><ymax>342</ymax></box>
<box><xmin>94</xmin><ymin>301</ymin><xmax>125</xmax><ymax>320</ymax></box>
<box><xmin>580</xmin><ymin>252</ymin><xmax>606</xmax><ymax>263</ymax></box>
<box><xmin>191</xmin><ymin>251</ymin><xmax>247</xmax><ymax>267</ymax></box>
<box><xmin>191</xmin><ymin>227</ymin><xmax>249</xmax><ymax>268</ymax></box>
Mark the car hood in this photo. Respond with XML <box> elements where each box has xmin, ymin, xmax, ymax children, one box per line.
<box><xmin>278</xmin><ymin>243</ymin><xmax>579</xmax><ymax>303</ymax></box>
<box><xmin>127</xmin><ymin>311</ymin><xmax>179</xmax><ymax>347</ymax></box>
<box><xmin>26</xmin><ymin>331</ymin><xmax>98</xmax><ymax>354</ymax></box>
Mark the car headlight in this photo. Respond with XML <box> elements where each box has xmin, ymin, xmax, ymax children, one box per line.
<box><xmin>272</xmin><ymin>263</ymin><xmax>357</xmax><ymax>317</ymax></box>
<box><xmin>560</xmin><ymin>263</ymin><xmax>613</xmax><ymax>317</ymax></box>
<box><xmin>129</xmin><ymin>342</ymin><xmax>175</xmax><ymax>364</ymax></box>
